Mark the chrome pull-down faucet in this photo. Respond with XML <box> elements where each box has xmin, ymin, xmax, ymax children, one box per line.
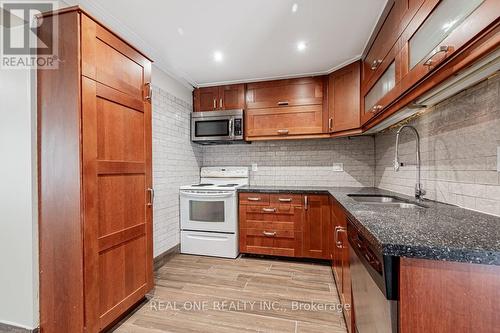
<box><xmin>394</xmin><ymin>125</ymin><xmax>426</xmax><ymax>200</ymax></box>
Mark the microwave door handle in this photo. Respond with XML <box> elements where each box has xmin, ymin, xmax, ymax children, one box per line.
<box><xmin>229</xmin><ymin>118</ymin><xmax>234</xmax><ymax>138</ymax></box>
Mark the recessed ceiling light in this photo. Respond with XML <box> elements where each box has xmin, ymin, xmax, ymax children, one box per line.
<box><xmin>177</xmin><ymin>27</ymin><xmax>184</xmax><ymax>36</ymax></box>
<box><xmin>297</xmin><ymin>41</ymin><xmax>306</xmax><ymax>51</ymax></box>
<box><xmin>292</xmin><ymin>3</ymin><xmax>298</xmax><ymax>13</ymax></box>
<box><xmin>213</xmin><ymin>51</ymin><xmax>223</xmax><ymax>62</ymax></box>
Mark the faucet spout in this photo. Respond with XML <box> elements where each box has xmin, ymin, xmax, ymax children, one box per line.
<box><xmin>394</xmin><ymin>125</ymin><xmax>425</xmax><ymax>200</ymax></box>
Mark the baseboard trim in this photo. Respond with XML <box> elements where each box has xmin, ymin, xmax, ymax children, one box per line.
<box><xmin>153</xmin><ymin>244</ymin><xmax>180</xmax><ymax>271</ymax></box>
<box><xmin>0</xmin><ymin>322</ymin><xmax>38</xmax><ymax>333</ymax></box>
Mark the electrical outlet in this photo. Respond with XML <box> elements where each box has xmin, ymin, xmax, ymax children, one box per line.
<box><xmin>252</xmin><ymin>163</ymin><xmax>258</xmax><ymax>172</ymax></box>
<box><xmin>332</xmin><ymin>163</ymin><xmax>344</xmax><ymax>172</ymax></box>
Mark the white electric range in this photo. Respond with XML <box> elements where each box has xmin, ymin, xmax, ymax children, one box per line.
<box><xmin>179</xmin><ymin>167</ymin><xmax>249</xmax><ymax>258</ymax></box>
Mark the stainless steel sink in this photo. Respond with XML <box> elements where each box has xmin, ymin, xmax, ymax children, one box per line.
<box><xmin>347</xmin><ymin>194</ymin><xmax>427</xmax><ymax>208</ymax></box>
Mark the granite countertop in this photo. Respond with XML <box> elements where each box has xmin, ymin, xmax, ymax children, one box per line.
<box><xmin>238</xmin><ymin>186</ymin><xmax>500</xmax><ymax>265</ymax></box>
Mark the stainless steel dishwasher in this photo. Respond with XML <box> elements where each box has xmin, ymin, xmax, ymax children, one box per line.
<box><xmin>348</xmin><ymin>219</ymin><xmax>399</xmax><ymax>333</ymax></box>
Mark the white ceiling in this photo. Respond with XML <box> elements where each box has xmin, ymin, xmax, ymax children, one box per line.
<box><xmin>67</xmin><ymin>0</ymin><xmax>387</xmax><ymax>88</ymax></box>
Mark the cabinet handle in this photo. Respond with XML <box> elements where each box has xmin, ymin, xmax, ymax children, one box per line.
<box><xmin>147</xmin><ymin>188</ymin><xmax>154</xmax><ymax>207</ymax></box>
<box><xmin>277</xmin><ymin>129</ymin><xmax>289</xmax><ymax>135</ymax></box>
<box><xmin>262</xmin><ymin>231</ymin><xmax>277</xmax><ymax>237</ymax></box>
<box><xmin>213</xmin><ymin>99</ymin><xmax>216</xmax><ymax>109</ymax></box>
<box><xmin>304</xmin><ymin>195</ymin><xmax>308</xmax><ymax>210</ymax></box>
<box><xmin>220</xmin><ymin>98</ymin><xmax>223</xmax><ymax>109</ymax></box>
<box><xmin>278</xmin><ymin>198</ymin><xmax>292</xmax><ymax>202</ymax></box>
<box><xmin>145</xmin><ymin>82</ymin><xmax>152</xmax><ymax>101</ymax></box>
<box><xmin>277</xmin><ymin>101</ymin><xmax>289</xmax><ymax>106</ymax></box>
<box><xmin>423</xmin><ymin>45</ymin><xmax>450</xmax><ymax>67</ymax></box>
<box><xmin>370</xmin><ymin>105</ymin><xmax>383</xmax><ymax>113</ymax></box>
<box><xmin>262</xmin><ymin>207</ymin><xmax>276</xmax><ymax>212</ymax></box>
<box><xmin>247</xmin><ymin>197</ymin><xmax>261</xmax><ymax>201</ymax></box>
<box><xmin>370</xmin><ymin>59</ymin><xmax>382</xmax><ymax>71</ymax></box>
<box><xmin>335</xmin><ymin>227</ymin><xmax>346</xmax><ymax>249</ymax></box>
<box><xmin>334</xmin><ymin>226</ymin><xmax>341</xmax><ymax>249</ymax></box>
<box><xmin>329</xmin><ymin>118</ymin><xmax>333</xmax><ymax>130</ymax></box>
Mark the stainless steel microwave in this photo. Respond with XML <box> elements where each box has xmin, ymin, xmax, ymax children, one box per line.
<box><xmin>191</xmin><ymin>109</ymin><xmax>244</xmax><ymax>144</ymax></box>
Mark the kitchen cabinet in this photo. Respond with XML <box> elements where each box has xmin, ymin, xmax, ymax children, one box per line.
<box><xmin>38</xmin><ymin>7</ymin><xmax>153</xmax><ymax>333</ymax></box>
<box><xmin>239</xmin><ymin>192</ymin><xmax>330</xmax><ymax>259</ymax></box>
<box><xmin>331</xmin><ymin>198</ymin><xmax>354</xmax><ymax>333</ymax></box>
<box><xmin>239</xmin><ymin>193</ymin><xmax>303</xmax><ymax>257</ymax></box>
<box><xmin>193</xmin><ymin>84</ymin><xmax>245</xmax><ymax>111</ymax></box>
<box><xmin>327</xmin><ymin>61</ymin><xmax>361</xmax><ymax>133</ymax></box>
<box><xmin>245</xmin><ymin>77</ymin><xmax>324</xmax><ymax>109</ymax></box>
<box><xmin>302</xmin><ymin>195</ymin><xmax>331</xmax><ymax>259</ymax></box>
<box><xmin>362</xmin><ymin>0</ymin><xmax>499</xmax><ymax>128</ymax></box>
<box><xmin>399</xmin><ymin>258</ymin><xmax>500</xmax><ymax>332</ymax></box>
<box><xmin>245</xmin><ymin>105</ymin><xmax>324</xmax><ymax>139</ymax></box>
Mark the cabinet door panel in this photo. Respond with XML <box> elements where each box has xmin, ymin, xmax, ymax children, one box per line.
<box><xmin>409</xmin><ymin>0</ymin><xmax>484</xmax><ymax>69</ymax></box>
<box><xmin>82</xmin><ymin>76</ymin><xmax>153</xmax><ymax>332</ymax></box>
<box><xmin>81</xmin><ymin>15</ymin><xmax>148</xmax><ymax>100</ymax></box>
<box><xmin>220</xmin><ymin>84</ymin><xmax>245</xmax><ymax>110</ymax></box>
<box><xmin>303</xmin><ymin>195</ymin><xmax>330</xmax><ymax>259</ymax></box>
<box><xmin>246</xmin><ymin>105</ymin><xmax>324</xmax><ymax>138</ymax></box>
<box><xmin>328</xmin><ymin>61</ymin><xmax>361</xmax><ymax>132</ymax></box>
<box><xmin>246</xmin><ymin>77</ymin><xmax>323</xmax><ymax>109</ymax></box>
<box><xmin>194</xmin><ymin>87</ymin><xmax>219</xmax><ymax>112</ymax></box>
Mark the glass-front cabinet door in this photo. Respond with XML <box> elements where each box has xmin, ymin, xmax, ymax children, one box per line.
<box><xmin>405</xmin><ymin>0</ymin><xmax>497</xmax><ymax>85</ymax></box>
<box><xmin>409</xmin><ymin>0</ymin><xmax>484</xmax><ymax>69</ymax></box>
<box><xmin>362</xmin><ymin>61</ymin><xmax>396</xmax><ymax>124</ymax></box>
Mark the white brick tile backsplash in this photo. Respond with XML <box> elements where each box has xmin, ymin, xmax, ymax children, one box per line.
<box><xmin>375</xmin><ymin>75</ymin><xmax>500</xmax><ymax>216</ymax></box>
<box><xmin>152</xmin><ymin>86</ymin><xmax>202</xmax><ymax>257</ymax></box>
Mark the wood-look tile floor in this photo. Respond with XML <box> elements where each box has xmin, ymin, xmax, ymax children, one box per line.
<box><xmin>112</xmin><ymin>254</ymin><xmax>347</xmax><ymax>333</ymax></box>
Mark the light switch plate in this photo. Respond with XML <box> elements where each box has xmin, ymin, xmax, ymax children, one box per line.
<box><xmin>252</xmin><ymin>163</ymin><xmax>258</xmax><ymax>172</ymax></box>
<box><xmin>332</xmin><ymin>163</ymin><xmax>344</xmax><ymax>172</ymax></box>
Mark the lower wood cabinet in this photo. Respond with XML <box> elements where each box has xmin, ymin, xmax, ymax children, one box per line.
<box><xmin>330</xmin><ymin>197</ymin><xmax>354</xmax><ymax>333</ymax></box>
<box><xmin>302</xmin><ymin>195</ymin><xmax>331</xmax><ymax>259</ymax></box>
<box><xmin>239</xmin><ymin>193</ymin><xmax>330</xmax><ymax>259</ymax></box>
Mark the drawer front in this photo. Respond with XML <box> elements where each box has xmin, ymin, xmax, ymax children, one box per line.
<box><xmin>242</xmin><ymin>205</ymin><xmax>303</xmax><ymax>231</ymax></box>
<box><xmin>245</xmin><ymin>105</ymin><xmax>324</xmax><ymax>138</ymax></box>
<box><xmin>270</xmin><ymin>194</ymin><xmax>303</xmax><ymax>206</ymax></box>
<box><xmin>246</xmin><ymin>77</ymin><xmax>323</xmax><ymax>109</ymax></box>
<box><xmin>240</xmin><ymin>229</ymin><xmax>302</xmax><ymax>257</ymax></box>
<box><xmin>239</xmin><ymin>193</ymin><xmax>270</xmax><ymax>205</ymax></box>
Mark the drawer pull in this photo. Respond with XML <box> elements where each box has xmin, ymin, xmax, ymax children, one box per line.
<box><xmin>247</xmin><ymin>197</ymin><xmax>262</xmax><ymax>201</ymax></box>
<box><xmin>370</xmin><ymin>59</ymin><xmax>382</xmax><ymax>70</ymax></box>
<box><xmin>277</xmin><ymin>129</ymin><xmax>289</xmax><ymax>135</ymax></box>
<box><xmin>423</xmin><ymin>45</ymin><xmax>450</xmax><ymax>67</ymax></box>
<box><xmin>278</xmin><ymin>198</ymin><xmax>292</xmax><ymax>202</ymax></box>
<box><xmin>277</xmin><ymin>101</ymin><xmax>289</xmax><ymax>106</ymax></box>
<box><xmin>262</xmin><ymin>208</ymin><xmax>276</xmax><ymax>212</ymax></box>
<box><xmin>262</xmin><ymin>231</ymin><xmax>277</xmax><ymax>237</ymax></box>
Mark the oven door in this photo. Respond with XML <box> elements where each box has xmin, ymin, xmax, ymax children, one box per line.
<box><xmin>191</xmin><ymin>116</ymin><xmax>234</xmax><ymax>142</ymax></box>
<box><xmin>180</xmin><ymin>190</ymin><xmax>237</xmax><ymax>233</ymax></box>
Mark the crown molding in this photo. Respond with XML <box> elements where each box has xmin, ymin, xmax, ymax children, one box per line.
<box><xmin>63</xmin><ymin>0</ymin><xmax>195</xmax><ymax>90</ymax></box>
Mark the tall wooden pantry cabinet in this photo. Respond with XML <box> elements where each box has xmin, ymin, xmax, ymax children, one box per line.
<box><xmin>38</xmin><ymin>7</ymin><xmax>153</xmax><ymax>332</ymax></box>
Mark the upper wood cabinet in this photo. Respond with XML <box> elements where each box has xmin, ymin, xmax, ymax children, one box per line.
<box><xmin>245</xmin><ymin>77</ymin><xmax>324</xmax><ymax>109</ymax></box>
<box><xmin>361</xmin><ymin>0</ymin><xmax>499</xmax><ymax>127</ymax></box>
<box><xmin>38</xmin><ymin>8</ymin><xmax>153</xmax><ymax>333</ymax></box>
<box><xmin>193</xmin><ymin>84</ymin><xmax>245</xmax><ymax>112</ymax></box>
<box><xmin>327</xmin><ymin>61</ymin><xmax>361</xmax><ymax>133</ymax></box>
<box><xmin>245</xmin><ymin>105</ymin><xmax>324</xmax><ymax>139</ymax></box>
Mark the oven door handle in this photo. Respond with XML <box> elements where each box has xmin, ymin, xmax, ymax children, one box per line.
<box><xmin>180</xmin><ymin>191</ymin><xmax>234</xmax><ymax>198</ymax></box>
